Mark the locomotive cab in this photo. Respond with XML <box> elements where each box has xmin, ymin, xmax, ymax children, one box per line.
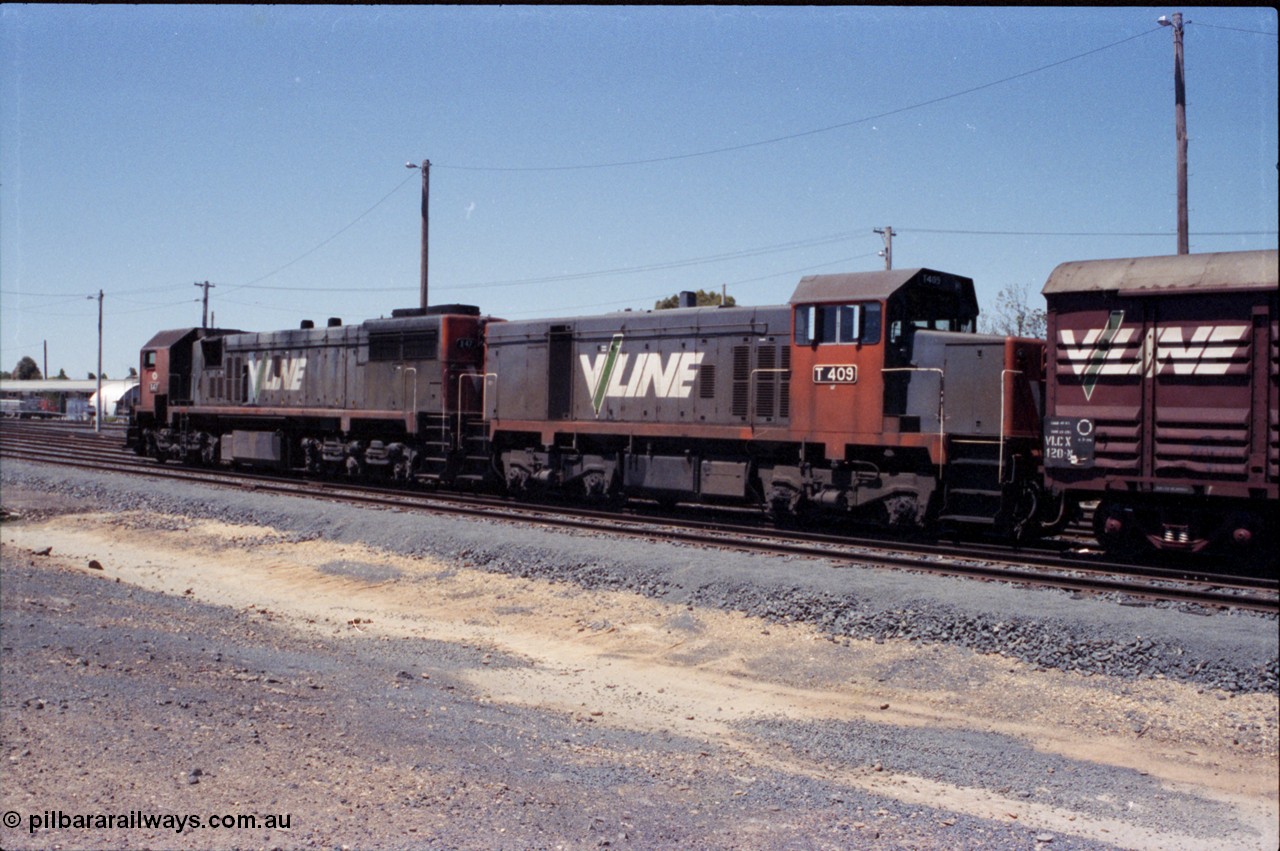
<box><xmin>788</xmin><ymin>268</ymin><xmax>979</xmax><ymax>447</ymax></box>
<box><xmin>784</xmin><ymin>269</ymin><xmax>1047</xmax><ymax>536</ymax></box>
<box><xmin>128</xmin><ymin>327</ymin><xmax>241</xmax><ymax>455</ymax></box>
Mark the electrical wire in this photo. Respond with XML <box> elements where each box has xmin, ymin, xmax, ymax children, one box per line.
<box><xmin>436</xmin><ymin>28</ymin><xmax>1166</xmax><ymax>172</ymax></box>
<box><xmin>900</xmin><ymin>227</ymin><xmax>1278</xmax><ymax>237</ymax></box>
<box><xmin>1189</xmin><ymin>21</ymin><xmax>1278</xmax><ymax>37</ymax></box>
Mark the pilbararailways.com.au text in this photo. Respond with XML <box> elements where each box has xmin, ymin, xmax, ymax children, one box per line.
<box><xmin>6</xmin><ymin>809</ymin><xmax>292</xmax><ymax>835</ymax></box>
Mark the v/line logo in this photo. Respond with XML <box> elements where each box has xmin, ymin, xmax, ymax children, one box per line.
<box><xmin>246</xmin><ymin>355</ymin><xmax>307</xmax><ymax>401</ymax></box>
<box><xmin>1060</xmin><ymin>310</ymin><xmax>1250</xmax><ymax>400</ymax></box>
<box><xmin>580</xmin><ymin>334</ymin><xmax>703</xmax><ymax>416</ymax></box>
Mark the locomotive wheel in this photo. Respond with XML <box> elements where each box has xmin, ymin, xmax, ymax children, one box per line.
<box><xmin>766</xmin><ymin>484</ymin><xmax>804</xmax><ymax>524</ymax></box>
<box><xmin>1092</xmin><ymin>500</ymin><xmax>1139</xmax><ymax>558</ymax></box>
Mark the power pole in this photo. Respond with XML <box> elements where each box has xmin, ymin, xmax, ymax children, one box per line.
<box><xmin>43</xmin><ymin>340</ymin><xmax>47</xmax><ymax>380</ymax></box>
<box><xmin>1160</xmin><ymin>12</ymin><xmax>1189</xmax><ymax>254</ymax></box>
<box><xmin>406</xmin><ymin>159</ymin><xmax>431</xmax><ymax>308</ymax></box>
<box><xmin>193</xmin><ymin>280</ymin><xmax>215</xmax><ymax>329</ymax></box>
<box><xmin>874</xmin><ymin>226</ymin><xmax>895</xmax><ymax>270</ymax></box>
<box><xmin>95</xmin><ymin>290</ymin><xmax>103</xmax><ymax>433</ymax></box>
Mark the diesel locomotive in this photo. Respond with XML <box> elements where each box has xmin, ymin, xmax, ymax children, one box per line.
<box><xmin>128</xmin><ymin>249</ymin><xmax>1278</xmax><ymax>563</ymax></box>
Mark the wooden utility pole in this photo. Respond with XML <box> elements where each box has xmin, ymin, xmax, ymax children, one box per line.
<box><xmin>874</xmin><ymin>226</ymin><xmax>895</xmax><ymax>270</ymax></box>
<box><xmin>95</xmin><ymin>290</ymin><xmax>103</xmax><ymax>433</ymax></box>
<box><xmin>407</xmin><ymin>160</ymin><xmax>431</xmax><ymax>308</ymax></box>
<box><xmin>193</xmin><ymin>280</ymin><xmax>215</xmax><ymax>329</ymax></box>
<box><xmin>1161</xmin><ymin>12</ymin><xmax>1189</xmax><ymax>254</ymax></box>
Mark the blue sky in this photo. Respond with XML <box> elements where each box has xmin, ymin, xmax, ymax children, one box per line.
<box><xmin>2</xmin><ymin>5</ymin><xmax>1276</xmax><ymax>379</ymax></box>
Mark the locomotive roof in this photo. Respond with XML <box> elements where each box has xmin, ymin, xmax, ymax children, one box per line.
<box><xmin>791</xmin><ymin>268</ymin><xmax>977</xmax><ymax>309</ymax></box>
<box><xmin>486</xmin><ymin>303</ymin><xmax>789</xmax><ymax>340</ymax></box>
<box><xmin>140</xmin><ymin>327</ymin><xmax>242</xmax><ymax>349</ymax></box>
<box><xmin>1042</xmin><ymin>249</ymin><xmax>1278</xmax><ymax>296</ymax></box>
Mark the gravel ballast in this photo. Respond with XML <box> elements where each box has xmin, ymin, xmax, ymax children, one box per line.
<box><xmin>2</xmin><ymin>460</ymin><xmax>1275</xmax><ymax>696</ymax></box>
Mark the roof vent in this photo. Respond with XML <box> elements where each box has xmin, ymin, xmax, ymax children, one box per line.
<box><xmin>327</xmin><ymin>317</ymin><xmax>342</xmax><ymax>327</ymax></box>
<box><xmin>300</xmin><ymin>319</ymin><xmax>315</xmax><ymax>329</ymax></box>
<box><xmin>678</xmin><ymin>291</ymin><xmax>697</xmax><ymax>308</ymax></box>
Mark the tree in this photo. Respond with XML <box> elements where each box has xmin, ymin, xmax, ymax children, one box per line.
<box><xmin>128</xmin><ymin>367</ymin><xmax>138</xmax><ymax>378</ymax></box>
<box><xmin>12</xmin><ymin>356</ymin><xmax>42</xmax><ymax>380</ymax></box>
<box><xmin>654</xmin><ymin>289</ymin><xmax>736</xmax><ymax>310</ymax></box>
<box><xmin>56</xmin><ymin>369</ymin><xmax>68</xmax><ymax>379</ymax></box>
<box><xmin>979</xmin><ymin>282</ymin><xmax>1046</xmax><ymax>339</ymax></box>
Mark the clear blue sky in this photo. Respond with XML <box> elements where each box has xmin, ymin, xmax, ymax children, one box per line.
<box><xmin>2</xmin><ymin>5</ymin><xmax>1276</xmax><ymax>379</ymax></box>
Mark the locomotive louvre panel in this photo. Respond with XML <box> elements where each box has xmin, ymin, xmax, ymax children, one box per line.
<box><xmin>755</xmin><ymin>344</ymin><xmax>777</xmax><ymax>419</ymax></box>
<box><xmin>750</xmin><ymin>342</ymin><xmax>790</xmax><ymax>423</ymax></box>
<box><xmin>731</xmin><ymin>345</ymin><xmax>750</xmax><ymax>418</ymax></box>
<box><xmin>698</xmin><ymin>363</ymin><xmax>717</xmax><ymax>400</ymax></box>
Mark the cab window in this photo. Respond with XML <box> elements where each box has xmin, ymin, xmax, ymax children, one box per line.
<box><xmin>143</xmin><ymin>351</ymin><xmax>157</xmax><ymax>368</ymax></box>
<box><xmin>795</xmin><ymin>303</ymin><xmax>881</xmax><ymax>346</ymax></box>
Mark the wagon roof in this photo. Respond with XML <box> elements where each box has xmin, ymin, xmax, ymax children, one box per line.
<box><xmin>790</xmin><ymin>268</ymin><xmax>975</xmax><ymax>305</ymax></box>
<box><xmin>1042</xmin><ymin>249</ymin><xmax>1278</xmax><ymax>296</ymax></box>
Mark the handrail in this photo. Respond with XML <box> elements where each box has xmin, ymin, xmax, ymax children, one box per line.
<box><xmin>999</xmin><ymin>368</ymin><xmax>1023</xmax><ymax>484</ymax></box>
<box><xmin>398</xmin><ymin>366</ymin><xmax>418</xmax><ymax>434</ymax></box>
<box><xmin>882</xmin><ymin>367</ymin><xmax>944</xmax><ymax>475</ymax></box>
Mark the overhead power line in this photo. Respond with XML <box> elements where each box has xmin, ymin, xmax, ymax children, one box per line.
<box><xmin>436</xmin><ymin>28</ymin><xmax>1165</xmax><ymax>173</ymax></box>
<box><xmin>221</xmin><ymin>170</ymin><xmax>419</xmax><ymax>295</ymax></box>
<box><xmin>900</xmin><ymin>227</ymin><xmax>1278</xmax><ymax>237</ymax></box>
<box><xmin>1189</xmin><ymin>21</ymin><xmax>1278</xmax><ymax>37</ymax></box>
<box><xmin>217</xmin><ymin>24</ymin><xmax>1193</xmax><ymax>291</ymax></box>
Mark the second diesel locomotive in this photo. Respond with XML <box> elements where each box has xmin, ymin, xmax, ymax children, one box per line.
<box><xmin>131</xmin><ymin>267</ymin><xmax>1053</xmax><ymax>540</ymax></box>
<box><xmin>485</xmin><ymin>267</ymin><xmax>1048</xmax><ymax>537</ymax></box>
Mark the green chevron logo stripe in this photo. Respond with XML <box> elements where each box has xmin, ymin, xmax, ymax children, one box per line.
<box><xmin>1082</xmin><ymin>310</ymin><xmax>1124</xmax><ymax>401</ymax></box>
<box><xmin>591</xmin><ymin>334</ymin><xmax>624</xmax><ymax>416</ymax></box>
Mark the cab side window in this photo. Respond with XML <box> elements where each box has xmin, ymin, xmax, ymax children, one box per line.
<box><xmin>795</xmin><ymin>303</ymin><xmax>881</xmax><ymax>345</ymax></box>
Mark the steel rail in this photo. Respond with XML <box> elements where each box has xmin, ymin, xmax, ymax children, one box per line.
<box><xmin>2</xmin><ymin>423</ymin><xmax>1275</xmax><ymax>613</ymax></box>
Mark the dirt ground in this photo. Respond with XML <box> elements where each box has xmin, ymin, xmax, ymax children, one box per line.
<box><xmin>1</xmin><ymin>484</ymin><xmax>1276</xmax><ymax>850</ymax></box>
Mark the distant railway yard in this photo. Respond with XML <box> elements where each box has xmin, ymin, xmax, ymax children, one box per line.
<box><xmin>1</xmin><ymin>420</ymin><xmax>1277</xmax><ymax>850</ymax></box>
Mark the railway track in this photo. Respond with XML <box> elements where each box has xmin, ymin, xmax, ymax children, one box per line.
<box><xmin>2</xmin><ymin>419</ymin><xmax>1276</xmax><ymax>614</ymax></box>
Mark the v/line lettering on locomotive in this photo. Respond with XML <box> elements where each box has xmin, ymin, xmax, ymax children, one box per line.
<box><xmin>580</xmin><ymin>334</ymin><xmax>705</xmax><ymax>416</ymax></box>
<box><xmin>246</xmin><ymin>355</ymin><xmax>307</xmax><ymax>401</ymax></box>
